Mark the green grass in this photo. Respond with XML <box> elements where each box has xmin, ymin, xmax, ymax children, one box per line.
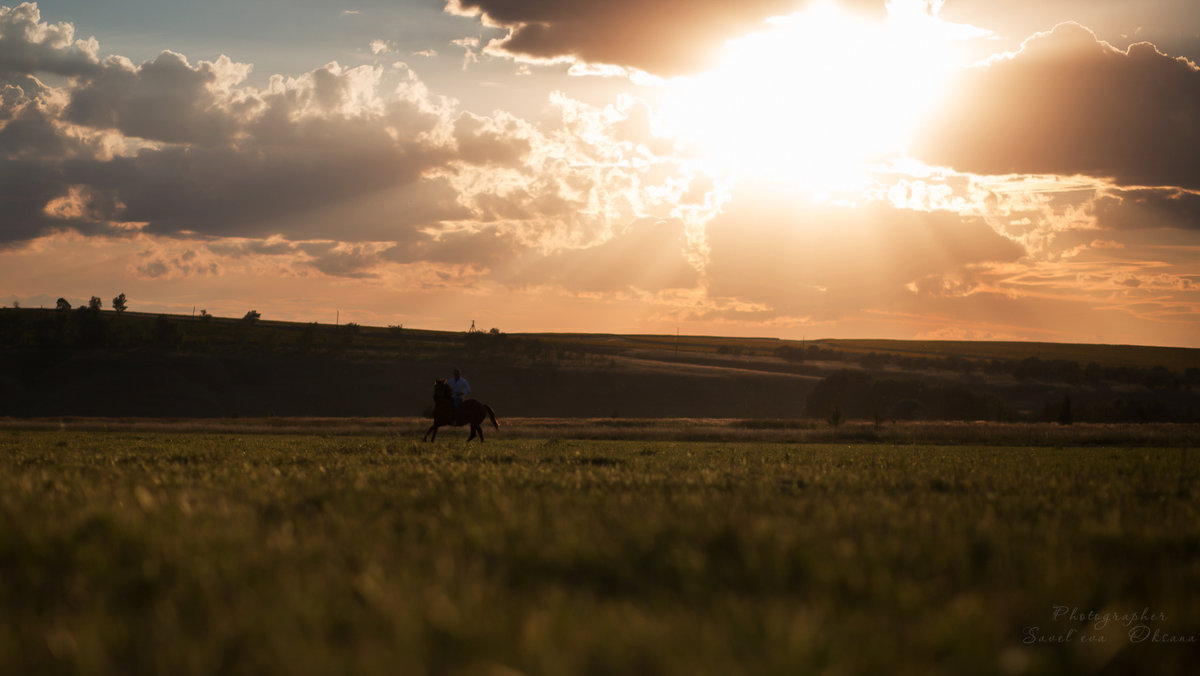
<box><xmin>2</xmin><ymin>431</ymin><xmax>1198</xmax><ymax>674</ymax></box>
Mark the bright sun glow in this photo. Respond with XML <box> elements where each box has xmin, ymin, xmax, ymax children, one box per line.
<box><xmin>660</xmin><ymin>1</ymin><xmax>966</xmax><ymax>190</ymax></box>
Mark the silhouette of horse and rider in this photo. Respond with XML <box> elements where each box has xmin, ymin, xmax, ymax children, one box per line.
<box><xmin>424</xmin><ymin>369</ymin><xmax>499</xmax><ymax>442</ymax></box>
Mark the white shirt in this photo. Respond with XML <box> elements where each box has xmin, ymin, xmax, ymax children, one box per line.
<box><xmin>450</xmin><ymin>376</ymin><xmax>470</xmax><ymax>400</ymax></box>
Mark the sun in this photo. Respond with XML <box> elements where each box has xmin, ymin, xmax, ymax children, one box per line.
<box><xmin>659</xmin><ymin>1</ymin><xmax>965</xmax><ymax>190</ymax></box>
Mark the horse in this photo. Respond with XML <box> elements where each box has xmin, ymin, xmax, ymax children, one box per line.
<box><xmin>423</xmin><ymin>378</ymin><xmax>500</xmax><ymax>442</ymax></box>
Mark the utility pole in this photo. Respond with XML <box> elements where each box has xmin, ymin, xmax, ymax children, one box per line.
<box><xmin>336</xmin><ymin>309</ymin><xmax>339</xmax><ymax>326</ymax></box>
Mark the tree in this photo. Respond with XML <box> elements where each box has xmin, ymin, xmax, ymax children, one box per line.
<box><xmin>112</xmin><ymin>293</ymin><xmax>127</xmax><ymax>313</ymax></box>
<box><xmin>56</xmin><ymin>298</ymin><xmax>71</xmax><ymax>311</ymax></box>
<box><xmin>242</xmin><ymin>310</ymin><xmax>261</xmax><ymax>324</ymax></box>
<box><xmin>88</xmin><ymin>296</ymin><xmax>102</xmax><ymax>311</ymax></box>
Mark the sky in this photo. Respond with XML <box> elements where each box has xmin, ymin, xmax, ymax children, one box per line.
<box><xmin>2</xmin><ymin>0</ymin><xmax>1198</xmax><ymax>347</ymax></box>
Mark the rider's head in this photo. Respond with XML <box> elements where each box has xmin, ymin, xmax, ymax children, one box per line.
<box><xmin>453</xmin><ymin>368</ymin><xmax>461</xmax><ymax>379</ymax></box>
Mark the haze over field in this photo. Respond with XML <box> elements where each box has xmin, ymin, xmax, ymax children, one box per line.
<box><xmin>2</xmin><ymin>1</ymin><xmax>1198</xmax><ymax>346</ymax></box>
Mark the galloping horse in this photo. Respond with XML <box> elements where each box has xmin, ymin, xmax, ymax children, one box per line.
<box><xmin>423</xmin><ymin>378</ymin><xmax>500</xmax><ymax>442</ymax></box>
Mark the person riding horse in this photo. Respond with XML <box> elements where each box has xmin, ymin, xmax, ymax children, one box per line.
<box><xmin>425</xmin><ymin>376</ymin><xmax>499</xmax><ymax>442</ymax></box>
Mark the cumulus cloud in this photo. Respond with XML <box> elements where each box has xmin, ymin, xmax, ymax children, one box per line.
<box><xmin>64</xmin><ymin>50</ymin><xmax>251</xmax><ymax>146</ymax></box>
<box><xmin>915</xmin><ymin>22</ymin><xmax>1200</xmax><ymax>189</ymax></box>
<box><xmin>0</xmin><ymin>3</ymin><xmax>99</xmax><ymax>77</ymax></box>
<box><xmin>0</xmin><ymin>12</ymin><xmax>490</xmax><ymax>246</ymax></box>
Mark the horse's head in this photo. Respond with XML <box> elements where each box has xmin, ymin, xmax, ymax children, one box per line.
<box><xmin>433</xmin><ymin>378</ymin><xmax>451</xmax><ymax>400</ymax></box>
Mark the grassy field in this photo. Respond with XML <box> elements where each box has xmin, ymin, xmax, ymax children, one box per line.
<box><xmin>2</xmin><ymin>430</ymin><xmax>1198</xmax><ymax>675</ymax></box>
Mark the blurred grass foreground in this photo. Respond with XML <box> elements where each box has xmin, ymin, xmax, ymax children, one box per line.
<box><xmin>2</xmin><ymin>430</ymin><xmax>1198</xmax><ymax>674</ymax></box>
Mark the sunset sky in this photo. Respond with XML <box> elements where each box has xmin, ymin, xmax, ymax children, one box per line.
<box><xmin>2</xmin><ymin>1</ymin><xmax>1198</xmax><ymax>346</ymax></box>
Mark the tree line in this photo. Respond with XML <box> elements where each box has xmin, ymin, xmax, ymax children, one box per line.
<box><xmin>0</xmin><ymin>296</ymin><xmax>270</xmax><ymax>351</ymax></box>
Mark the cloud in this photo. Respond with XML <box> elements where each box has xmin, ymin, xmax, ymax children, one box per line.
<box><xmin>298</xmin><ymin>241</ymin><xmax>391</xmax><ymax>278</ymax></box>
<box><xmin>915</xmin><ymin>22</ymin><xmax>1200</xmax><ymax>189</ymax></box>
<box><xmin>136</xmin><ymin>251</ymin><xmax>219</xmax><ymax>279</ymax></box>
<box><xmin>938</xmin><ymin>0</ymin><xmax>1200</xmax><ymax>64</ymax></box>
<box><xmin>1</xmin><ymin>6</ymin><xmax>699</xmax><ymax>263</ymax></box>
<box><xmin>446</xmin><ymin>0</ymin><xmax>806</xmax><ymax>76</ymax></box>
<box><xmin>0</xmin><ymin>8</ymin><xmax>474</xmax><ymax>246</ymax></box>
<box><xmin>65</xmin><ymin>50</ymin><xmax>250</xmax><ymax>146</ymax></box>
<box><xmin>0</xmin><ymin>3</ymin><xmax>99</xmax><ymax>78</ymax></box>
<box><xmin>1090</xmin><ymin>187</ymin><xmax>1200</xmax><ymax>231</ymax></box>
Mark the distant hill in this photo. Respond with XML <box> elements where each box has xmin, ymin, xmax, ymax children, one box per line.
<box><xmin>820</xmin><ymin>338</ymin><xmax>1200</xmax><ymax>372</ymax></box>
<box><xmin>1</xmin><ymin>307</ymin><xmax>1197</xmax><ymax>421</ymax></box>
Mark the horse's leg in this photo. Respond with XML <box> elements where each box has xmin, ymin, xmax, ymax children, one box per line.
<box><xmin>476</xmin><ymin>422</ymin><xmax>485</xmax><ymax>443</ymax></box>
<box><xmin>467</xmin><ymin>424</ymin><xmax>478</xmax><ymax>442</ymax></box>
<box><xmin>425</xmin><ymin>422</ymin><xmax>438</xmax><ymax>441</ymax></box>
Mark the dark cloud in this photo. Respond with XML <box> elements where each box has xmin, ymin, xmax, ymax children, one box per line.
<box><xmin>82</xmin><ymin>127</ymin><xmax>458</xmax><ymax>240</ymax></box>
<box><xmin>447</xmin><ymin>0</ymin><xmax>899</xmax><ymax>76</ymax></box>
<box><xmin>915</xmin><ymin>22</ymin><xmax>1200</xmax><ymax>189</ymax></box>
<box><xmin>65</xmin><ymin>50</ymin><xmax>244</xmax><ymax>146</ymax></box>
<box><xmin>704</xmin><ymin>184</ymin><xmax>1025</xmax><ymax>318</ymax></box>
<box><xmin>448</xmin><ymin>0</ymin><xmax>806</xmax><ymax>76</ymax></box>
<box><xmin>297</xmin><ymin>242</ymin><xmax>385</xmax><ymax>279</ymax></box>
<box><xmin>0</xmin><ymin>8</ymin><xmax>483</xmax><ymax>246</ymax></box>
<box><xmin>0</xmin><ymin>101</ymin><xmax>68</xmax><ymax>158</ymax></box>
<box><xmin>1091</xmin><ymin>187</ymin><xmax>1200</xmax><ymax>230</ymax></box>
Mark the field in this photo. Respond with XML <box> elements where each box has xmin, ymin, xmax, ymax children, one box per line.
<box><xmin>3</xmin><ymin>426</ymin><xmax>1198</xmax><ymax>675</ymax></box>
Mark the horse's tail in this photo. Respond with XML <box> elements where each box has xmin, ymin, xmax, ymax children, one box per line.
<box><xmin>485</xmin><ymin>404</ymin><xmax>499</xmax><ymax>429</ymax></box>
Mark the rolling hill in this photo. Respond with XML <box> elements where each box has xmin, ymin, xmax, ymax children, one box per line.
<box><xmin>1</xmin><ymin>307</ymin><xmax>1196</xmax><ymax>421</ymax></box>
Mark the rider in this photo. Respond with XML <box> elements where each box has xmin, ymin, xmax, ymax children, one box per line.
<box><xmin>449</xmin><ymin>368</ymin><xmax>470</xmax><ymax>423</ymax></box>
